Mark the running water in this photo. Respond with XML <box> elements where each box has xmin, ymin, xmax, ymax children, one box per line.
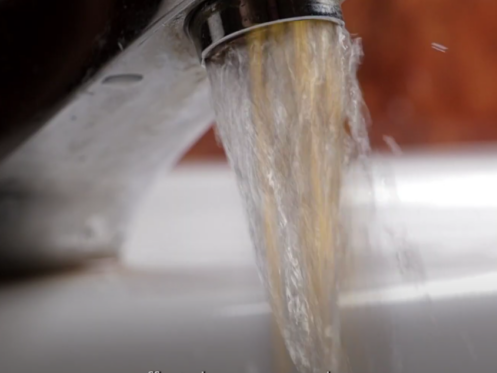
<box><xmin>206</xmin><ymin>20</ymin><xmax>369</xmax><ymax>373</ymax></box>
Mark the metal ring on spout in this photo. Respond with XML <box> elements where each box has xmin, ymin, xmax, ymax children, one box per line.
<box><xmin>185</xmin><ymin>0</ymin><xmax>344</xmax><ymax>63</ymax></box>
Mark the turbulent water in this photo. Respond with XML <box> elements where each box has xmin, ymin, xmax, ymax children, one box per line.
<box><xmin>206</xmin><ymin>20</ymin><xmax>369</xmax><ymax>373</ymax></box>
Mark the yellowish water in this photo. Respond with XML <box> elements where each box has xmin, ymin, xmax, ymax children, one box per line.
<box><xmin>206</xmin><ymin>20</ymin><xmax>368</xmax><ymax>373</ymax></box>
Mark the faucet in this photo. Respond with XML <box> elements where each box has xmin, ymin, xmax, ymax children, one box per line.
<box><xmin>0</xmin><ymin>0</ymin><xmax>214</xmax><ymax>273</ymax></box>
<box><xmin>0</xmin><ymin>0</ymin><xmax>345</xmax><ymax>274</ymax></box>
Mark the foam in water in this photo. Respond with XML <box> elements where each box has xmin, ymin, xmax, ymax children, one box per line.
<box><xmin>206</xmin><ymin>20</ymin><xmax>369</xmax><ymax>373</ymax></box>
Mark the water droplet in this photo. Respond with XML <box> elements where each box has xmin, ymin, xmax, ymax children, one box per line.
<box><xmin>383</xmin><ymin>135</ymin><xmax>403</xmax><ymax>156</ymax></box>
<box><xmin>431</xmin><ymin>43</ymin><xmax>448</xmax><ymax>53</ymax></box>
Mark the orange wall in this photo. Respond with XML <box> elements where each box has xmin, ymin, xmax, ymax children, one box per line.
<box><xmin>184</xmin><ymin>0</ymin><xmax>497</xmax><ymax>160</ymax></box>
